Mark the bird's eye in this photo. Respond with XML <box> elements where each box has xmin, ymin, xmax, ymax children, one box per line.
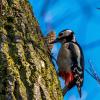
<box><xmin>59</xmin><ymin>32</ymin><xmax>63</xmax><ymax>36</ymax></box>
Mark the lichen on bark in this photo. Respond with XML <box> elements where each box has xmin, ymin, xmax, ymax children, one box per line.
<box><xmin>0</xmin><ymin>0</ymin><xmax>63</xmax><ymax>100</ymax></box>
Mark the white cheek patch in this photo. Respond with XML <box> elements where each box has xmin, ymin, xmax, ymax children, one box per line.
<box><xmin>72</xmin><ymin>36</ymin><xmax>76</xmax><ymax>42</ymax></box>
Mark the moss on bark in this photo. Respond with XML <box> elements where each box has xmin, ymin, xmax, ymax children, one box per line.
<box><xmin>0</xmin><ymin>0</ymin><xmax>63</xmax><ymax>100</ymax></box>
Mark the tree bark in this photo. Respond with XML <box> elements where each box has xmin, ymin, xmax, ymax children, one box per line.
<box><xmin>0</xmin><ymin>0</ymin><xmax>63</xmax><ymax>100</ymax></box>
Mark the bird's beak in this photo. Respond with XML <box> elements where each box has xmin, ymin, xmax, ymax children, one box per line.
<box><xmin>50</xmin><ymin>38</ymin><xmax>60</xmax><ymax>44</ymax></box>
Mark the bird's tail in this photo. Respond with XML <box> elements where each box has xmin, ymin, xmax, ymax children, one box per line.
<box><xmin>77</xmin><ymin>86</ymin><xmax>82</xmax><ymax>98</ymax></box>
<box><xmin>63</xmin><ymin>81</ymin><xmax>75</xmax><ymax>96</ymax></box>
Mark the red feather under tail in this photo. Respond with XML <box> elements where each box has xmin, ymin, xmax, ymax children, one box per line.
<box><xmin>59</xmin><ymin>71</ymin><xmax>74</xmax><ymax>86</ymax></box>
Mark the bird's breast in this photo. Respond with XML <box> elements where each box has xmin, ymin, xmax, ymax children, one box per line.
<box><xmin>57</xmin><ymin>43</ymin><xmax>72</xmax><ymax>72</ymax></box>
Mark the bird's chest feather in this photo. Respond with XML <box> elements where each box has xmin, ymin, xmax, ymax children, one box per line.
<box><xmin>57</xmin><ymin>43</ymin><xmax>72</xmax><ymax>72</ymax></box>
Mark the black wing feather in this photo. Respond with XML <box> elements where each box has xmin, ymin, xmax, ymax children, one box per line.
<box><xmin>68</xmin><ymin>42</ymin><xmax>84</xmax><ymax>97</ymax></box>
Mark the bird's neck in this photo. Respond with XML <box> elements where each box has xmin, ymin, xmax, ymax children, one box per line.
<box><xmin>61</xmin><ymin>40</ymin><xmax>77</xmax><ymax>45</ymax></box>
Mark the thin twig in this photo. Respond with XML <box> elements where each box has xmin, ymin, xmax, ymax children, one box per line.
<box><xmin>85</xmin><ymin>60</ymin><xmax>100</xmax><ymax>84</ymax></box>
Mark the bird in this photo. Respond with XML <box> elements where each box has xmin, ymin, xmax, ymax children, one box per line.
<box><xmin>50</xmin><ymin>29</ymin><xmax>84</xmax><ymax>97</ymax></box>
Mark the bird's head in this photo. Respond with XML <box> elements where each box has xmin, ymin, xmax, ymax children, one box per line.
<box><xmin>50</xmin><ymin>29</ymin><xmax>76</xmax><ymax>44</ymax></box>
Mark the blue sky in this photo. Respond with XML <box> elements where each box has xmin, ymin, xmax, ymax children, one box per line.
<box><xmin>29</xmin><ymin>0</ymin><xmax>100</xmax><ymax>100</ymax></box>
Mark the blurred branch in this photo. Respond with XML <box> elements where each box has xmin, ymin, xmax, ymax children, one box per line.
<box><xmin>97</xmin><ymin>8</ymin><xmax>100</xmax><ymax>9</ymax></box>
<box><xmin>85</xmin><ymin>60</ymin><xmax>100</xmax><ymax>84</ymax></box>
<box><xmin>40</xmin><ymin>0</ymin><xmax>58</xmax><ymax>16</ymax></box>
<box><xmin>49</xmin><ymin>9</ymin><xmax>81</xmax><ymax>30</ymax></box>
<box><xmin>40</xmin><ymin>0</ymin><xmax>49</xmax><ymax>16</ymax></box>
<box><xmin>83</xmin><ymin>39</ymin><xmax>100</xmax><ymax>50</ymax></box>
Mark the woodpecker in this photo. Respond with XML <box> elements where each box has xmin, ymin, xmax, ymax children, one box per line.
<box><xmin>50</xmin><ymin>29</ymin><xmax>84</xmax><ymax>97</ymax></box>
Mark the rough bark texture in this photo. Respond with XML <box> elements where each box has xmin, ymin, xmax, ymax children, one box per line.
<box><xmin>0</xmin><ymin>0</ymin><xmax>63</xmax><ymax>100</ymax></box>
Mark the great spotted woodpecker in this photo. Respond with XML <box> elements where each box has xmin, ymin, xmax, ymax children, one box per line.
<box><xmin>50</xmin><ymin>29</ymin><xmax>84</xmax><ymax>97</ymax></box>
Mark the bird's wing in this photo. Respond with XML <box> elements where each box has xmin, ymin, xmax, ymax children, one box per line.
<box><xmin>68</xmin><ymin>42</ymin><xmax>84</xmax><ymax>97</ymax></box>
<box><xmin>68</xmin><ymin>42</ymin><xmax>84</xmax><ymax>73</ymax></box>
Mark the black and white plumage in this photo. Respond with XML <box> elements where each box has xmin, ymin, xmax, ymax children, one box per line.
<box><xmin>50</xmin><ymin>29</ymin><xmax>84</xmax><ymax>97</ymax></box>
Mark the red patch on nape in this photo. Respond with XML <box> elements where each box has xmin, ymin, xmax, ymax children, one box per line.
<box><xmin>59</xmin><ymin>71</ymin><xmax>74</xmax><ymax>86</ymax></box>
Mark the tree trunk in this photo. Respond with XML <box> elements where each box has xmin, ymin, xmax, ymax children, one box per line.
<box><xmin>0</xmin><ymin>0</ymin><xmax>63</xmax><ymax>100</ymax></box>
